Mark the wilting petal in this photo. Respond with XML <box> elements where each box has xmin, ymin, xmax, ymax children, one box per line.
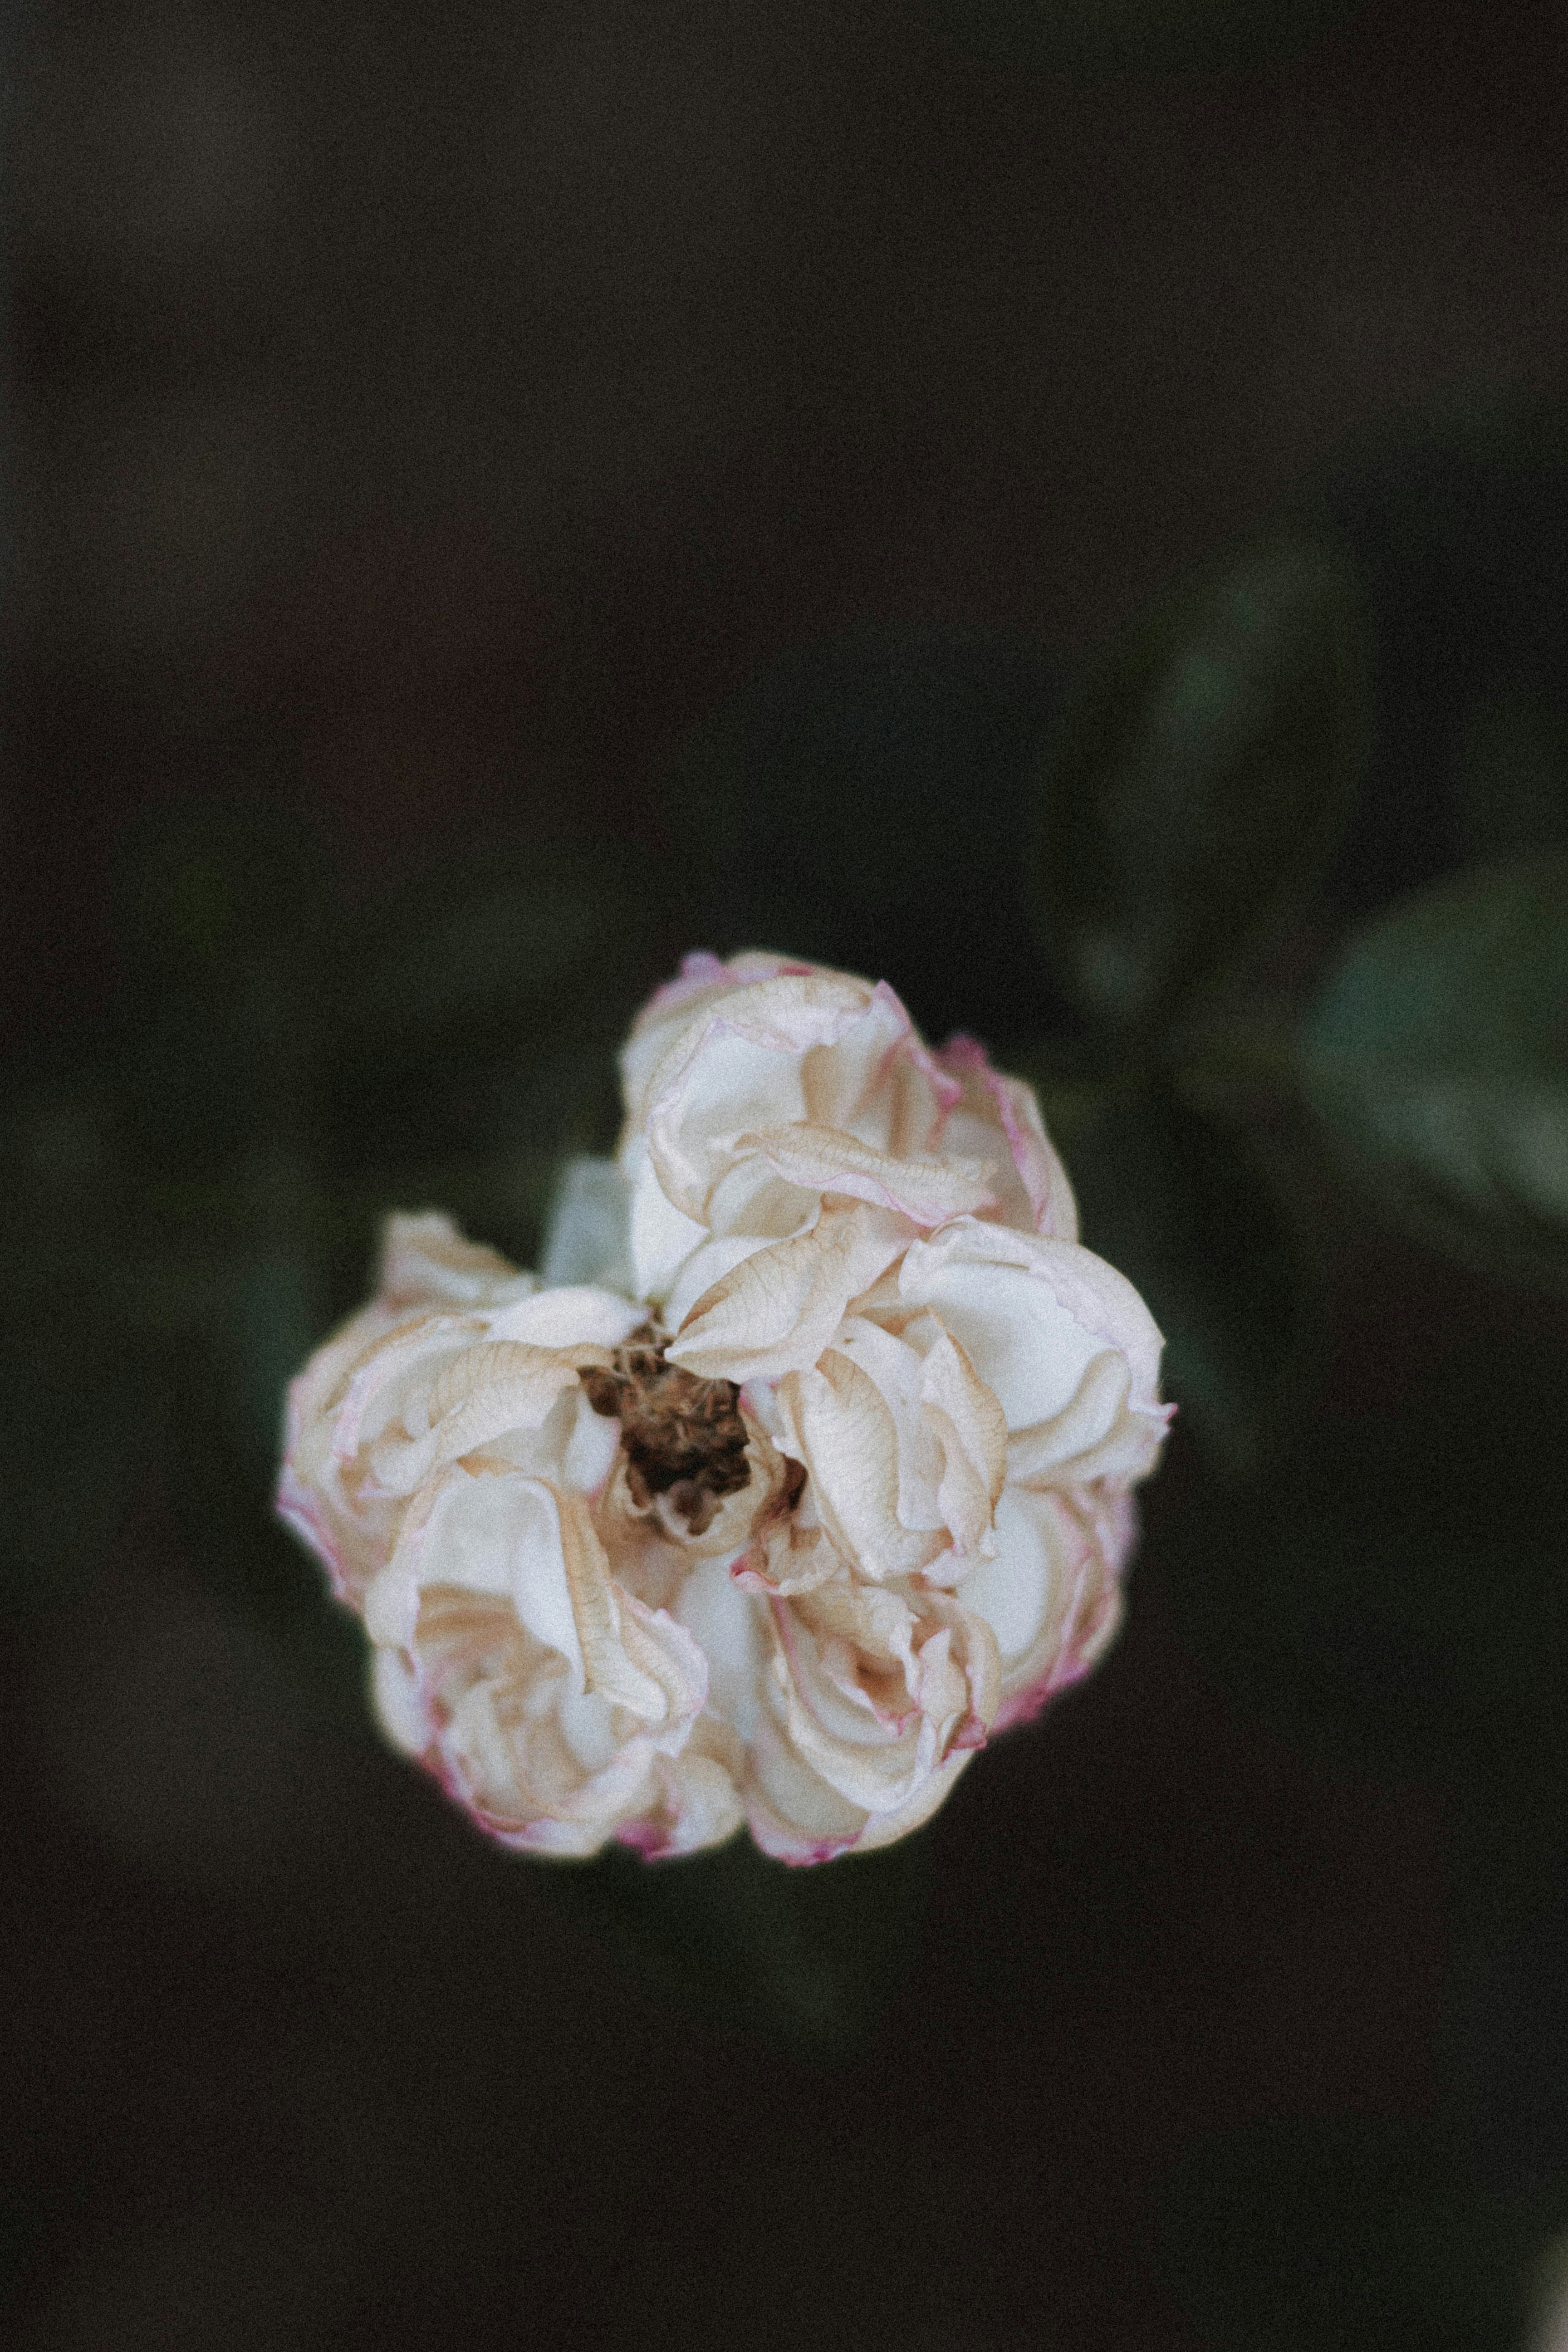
<box><xmin>633</xmin><ymin>970</ymin><xmax>876</xmax><ymax>1221</ymax></box>
<box><xmin>734</xmin><ymin>1505</ymin><xmax>846</xmax><ymax>1599</ymax></box>
<box><xmin>958</xmin><ymin>1483</ymin><xmax>1131</xmax><ymax>1729</ymax></box>
<box><xmin>755</xmin><ymin>1575</ymin><xmax>999</xmax><ymax>1828</ymax></box>
<box><xmin>370</xmin><ymin>1341</ymin><xmax>592</xmax><ymax>1495</ymax></box>
<box><xmin>379</xmin><ymin>1210</ymin><xmax>536</xmax><ymax>1309</ymax></box>
<box><xmin>737</xmin><ymin>1120</ymin><xmax>995</xmax><ymax>1224</ymax></box>
<box><xmin>776</xmin><ymin>1349</ymin><xmax>945</xmax><ymax>1582</ymax></box>
<box><xmin>364</xmin><ymin>1463</ymin><xmax>711</xmax><ymax>1855</ymax></box>
<box><xmin>1006</xmin><ymin>1350</ymin><xmax>1170</xmax><ymax>1489</ymax></box>
<box><xmin>918</xmin><ymin>1328</ymin><xmax>1009</xmax><ymax>1556</ymax></box>
<box><xmin>899</xmin><ymin>1217</ymin><xmax>1166</xmax><ymax>1429</ymax></box>
<box><xmin>662</xmin><ymin>1232</ymin><xmax>784</xmax><ymax>1335</ymax></box>
<box><xmin>620</xmin><ymin>1732</ymin><xmax>747</xmax><ymax>1858</ymax></box>
<box><xmin>744</xmin><ymin>1705</ymin><xmax>868</xmax><ymax>1864</ymax></box>
<box><xmin>667</xmin><ymin>1200</ymin><xmax>911</xmax><ymax>1382</ymax></box>
<box><xmin>624</xmin><ymin>1132</ymin><xmax>710</xmax><ymax>1308</ymax></box>
<box><xmin>673</xmin><ymin>1554</ymin><xmax>768</xmax><ymax>1743</ymax></box>
<box><xmin>936</xmin><ymin>1039</ymin><xmax>1079</xmax><ymax>1240</ymax></box>
<box><xmin>490</xmin><ymin>1284</ymin><xmax>644</xmax><ymax>1350</ymax></box>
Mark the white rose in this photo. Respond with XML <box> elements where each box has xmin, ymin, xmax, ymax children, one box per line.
<box><xmin>279</xmin><ymin>954</ymin><xmax>1171</xmax><ymax>1862</ymax></box>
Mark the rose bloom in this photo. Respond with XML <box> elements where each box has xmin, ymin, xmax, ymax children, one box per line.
<box><xmin>279</xmin><ymin>952</ymin><xmax>1171</xmax><ymax>1862</ymax></box>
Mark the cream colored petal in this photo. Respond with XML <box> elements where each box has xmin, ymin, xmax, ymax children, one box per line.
<box><xmin>666</xmin><ymin>1201</ymin><xmax>912</xmax><ymax>1383</ymax></box>
<box><xmin>918</xmin><ymin>1329</ymin><xmax>1008</xmax><ymax>1555</ymax></box>
<box><xmin>737</xmin><ymin>1121</ymin><xmax>995</xmax><ymax>1225</ymax></box>
<box><xmin>672</xmin><ymin>1556</ymin><xmax>768</xmax><ymax>1743</ymax></box>
<box><xmin>561</xmin><ymin>1387</ymin><xmax>623</xmax><ymax>1494</ymax></box>
<box><xmin>933</xmin><ymin>1043</ymin><xmax>1080</xmax><ymax>1241</ymax></box>
<box><xmin>796</xmin><ymin>977</ymin><xmax>909</xmax><ymax>1131</ymax></box>
<box><xmin>662</xmin><ymin>1232</ymin><xmax>781</xmax><ymax>1335</ymax></box>
<box><xmin>624</xmin><ymin>1135</ymin><xmax>709</xmax><ymax>1308</ymax></box>
<box><xmin>899</xmin><ymin>1217</ymin><xmax>1166</xmax><ymax>1430</ymax></box>
<box><xmin>620</xmin><ymin>1743</ymin><xmax>745</xmax><ymax>1858</ymax></box>
<box><xmin>332</xmin><ymin>1313</ymin><xmax>488</xmax><ymax>1467</ymax></box>
<box><xmin>776</xmin><ymin>1351</ymin><xmax>943</xmax><ymax>1581</ymax></box>
<box><xmin>366</xmin><ymin>1467</ymin><xmax>586</xmax><ymax>1688</ymax></box>
<box><xmin>735</xmin><ymin>1507</ymin><xmax>848</xmax><ymax>1600</ymax></box>
<box><xmin>489</xmin><ymin>1284</ymin><xmax>644</xmax><ymax>1350</ymax></box>
<box><xmin>612</xmin><ymin>1590</ymin><xmax>711</xmax><ymax>1746</ymax></box>
<box><xmin>370</xmin><ymin>1642</ymin><xmax>429</xmax><ymax>1757</ymax></box>
<box><xmin>703</xmin><ymin>1152</ymin><xmax>819</xmax><ymax>1240</ymax></box>
<box><xmin>829</xmin><ymin>1315</ymin><xmax>946</xmax><ymax>1534</ymax></box>
<box><xmin>378</xmin><ymin>1211</ymin><xmax>532</xmax><ymax>1308</ymax></box>
<box><xmin>954</xmin><ymin>1483</ymin><xmax>1062</xmax><ymax>1667</ymax></box>
<box><xmin>850</xmin><ymin>1749</ymin><xmax>977</xmax><ymax>1852</ymax></box>
<box><xmin>371</xmin><ymin>1341</ymin><xmax>593</xmax><ymax>1494</ymax></box>
<box><xmin>638</xmin><ymin>971</ymin><xmax>875</xmax><ymax>1219</ymax></box>
<box><xmin>428</xmin><ymin>1340</ymin><xmax>593</xmax><ymax>1440</ymax></box>
<box><xmin>1006</xmin><ymin>1349</ymin><xmax>1171</xmax><ymax>1489</ymax></box>
<box><xmin>959</xmin><ymin>1484</ymin><xmax>1130</xmax><ymax>1730</ymax></box>
<box><xmin>764</xmin><ymin>1579</ymin><xmax>997</xmax><ymax>1816</ymax></box>
<box><xmin>278</xmin><ymin>1299</ymin><xmax>409</xmax><ymax>1602</ymax></box>
<box><xmin>551</xmin><ymin>1481</ymin><xmax>688</xmax><ymax>1724</ymax></box>
<box><xmin>742</xmin><ymin>1705</ymin><xmax>868</xmax><ymax>1863</ymax></box>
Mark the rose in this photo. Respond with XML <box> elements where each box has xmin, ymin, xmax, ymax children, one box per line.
<box><xmin>278</xmin><ymin>954</ymin><xmax>1171</xmax><ymax>1862</ymax></box>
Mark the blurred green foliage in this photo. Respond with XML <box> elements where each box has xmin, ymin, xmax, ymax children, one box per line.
<box><xmin>1302</xmin><ymin>855</ymin><xmax>1568</xmax><ymax>1295</ymax></box>
<box><xmin>1031</xmin><ymin>533</ymin><xmax>1368</xmax><ymax>1038</ymax></box>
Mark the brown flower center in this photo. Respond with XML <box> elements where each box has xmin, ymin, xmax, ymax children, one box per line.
<box><xmin>580</xmin><ymin>1325</ymin><xmax>753</xmax><ymax>1538</ymax></box>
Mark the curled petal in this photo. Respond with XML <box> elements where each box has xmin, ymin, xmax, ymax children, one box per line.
<box><xmin>365</xmin><ymin>1465</ymin><xmax>712</xmax><ymax>1854</ymax></box>
<box><xmin>490</xmin><ymin>1284</ymin><xmax>645</xmax><ymax>1351</ymax></box>
<box><xmin>899</xmin><ymin>1216</ymin><xmax>1167</xmax><ymax>1429</ymax></box>
<box><xmin>1006</xmin><ymin>1350</ymin><xmax>1171</xmax><ymax>1489</ymax></box>
<box><xmin>776</xmin><ymin>1350</ymin><xmax>946</xmax><ymax>1582</ymax></box>
<box><xmin>734</xmin><ymin>1505</ymin><xmax>847</xmax><ymax>1600</ymax></box>
<box><xmin>632</xmin><ymin>970</ymin><xmax>877</xmax><ymax>1221</ymax></box>
<box><xmin>958</xmin><ymin>1483</ymin><xmax>1132</xmax><ymax>1730</ymax></box>
<box><xmin>379</xmin><ymin>1211</ymin><xmax>536</xmax><ymax>1309</ymax></box>
<box><xmin>667</xmin><ymin>1200</ymin><xmax>912</xmax><ymax>1383</ymax></box>
<box><xmin>619</xmin><ymin>1735</ymin><xmax>746</xmax><ymax>1859</ymax></box>
<box><xmin>371</xmin><ymin>1341</ymin><xmax>594</xmax><ymax>1496</ymax></box>
<box><xmin>918</xmin><ymin>1329</ymin><xmax>1008</xmax><ymax>1555</ymax></box>
<box><xmin>737</xmin><ymin>1120</ymin><xmax>995</xmax><ymax>1225</ymax></box>
<box><xmin>936</xmin><ymin>1039</ymin><xmax>1079</xmax><ymax>1240</ymax></box>
<box><xmin>624</xmin><ymin>1134</ymin><xmax>711</xmax><ymax>1309</ymax></box>
<box><xmin>755</xmin><ymin>1577</ymin><xmax>1000</xmax><ymax>1829</ymax></box>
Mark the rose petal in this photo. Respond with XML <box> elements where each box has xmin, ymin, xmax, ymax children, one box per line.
<box><xmin>737</xmin><ymin>1120</ymin><xmax>995</xmax><ymax>1224</ymax></box>
<box><xmin>899</xmin><ymin>1217</ymin><xmax>1166</xmax><ymax>1426</ymax></box>
<box><xmin>379</xmin><ymin>1211</ymin><xmax>533</xmax><ymax>1308</ymax></box>
<box><xmin>667</xmin><ymin>1200</ymin><xmax>912</xmax><ymax>1382</ymax></box>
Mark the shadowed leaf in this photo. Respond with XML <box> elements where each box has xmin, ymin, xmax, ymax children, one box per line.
<box><xmin>1300</xmin><ymin>855</ymin><xmax>1568</xmax><ymax>1294</ymax></box>
<box><xmin>1033</xmin><ymin>534</ymin><xmax>1367</xmax><ymax>1036</ymax></box>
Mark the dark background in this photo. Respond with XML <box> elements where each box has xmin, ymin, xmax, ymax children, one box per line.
<box><xmin>5</xmin><ymin>2</ymin><xmax>1568</xmax><ymax>2346</ymax></box>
